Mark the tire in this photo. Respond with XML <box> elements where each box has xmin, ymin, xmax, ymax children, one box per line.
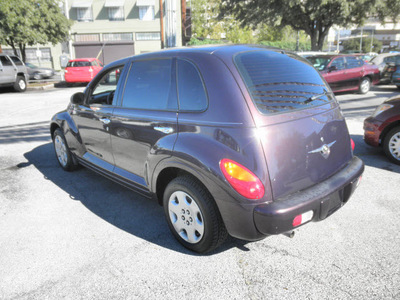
<box><xmin>14</xmin><ymin>75</ymin><xmax>27</xmax><ymax>92</ymax></box>
<box><xmin>53</xmin><ymin>128</ymin><xmax>77</xmax><ymax>171</ymax></box>
<box><xmin>383</xmin><ymin>126</ymin><xmax>400</xmax><ymax>165</ymax></box>
<box><xmin>358</xmin><ymin>77</ymin><xmax>371</xmax><ymax>94</ymax></box>
<box><xmin>163</xmin><ymin>176</ymin><xmax>227</xmax><ymax>253</ymax></box>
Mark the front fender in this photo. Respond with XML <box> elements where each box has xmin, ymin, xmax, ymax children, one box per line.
<box><xmin>50</xmin><ymin>107</ymin><xmax>85</xmax><ymax>156</ymax></box>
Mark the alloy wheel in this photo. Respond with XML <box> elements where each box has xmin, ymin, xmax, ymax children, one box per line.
<box><xmin>54</xmin><ymin>135</ymin><xmax>68</xmax><ymax>167</ymax></box>
<box><xmin>388</xmin><ymin>132</ymin><xmax>400</xmax><ymax>161</ymax></box>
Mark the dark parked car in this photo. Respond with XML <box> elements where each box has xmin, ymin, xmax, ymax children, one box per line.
<box><xmin>51</xmin><ymin>45</ymin><xmax>364</xmax><ymax>253</ymax></box>
<box><xmin>306</xmin><ymin>55</ymin><xmax>379</xmax><ymax>94</ymax></box>
<box><xmin>25</xmin><ymin>62</ymin><xmax>55</xmax><ymax>80</ymax></box>
<box><xmin>364</xmin><ymin>96</ymin><xmax>400</xmax><ymax>164</ymax></box>
<box><xmin>0</xmin><ymin>53</ymin><xmax>29</xmax><ymax>92</ymax></box>
<box><xmin>370</xmin><ymin>53</ymin><xmax>400</xmax><ymax>84</ymax></box>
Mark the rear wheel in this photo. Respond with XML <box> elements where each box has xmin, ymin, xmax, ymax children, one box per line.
<box><xmin>358</xmin><ymin>77</ymin><xmax>371</xmax><ymax>94</ymax></box>
<box><xmin>53</xmin><ymin>128</ymin><xmax>77</xmax><ymax>171</ymax></box>
<box><xmin>14</xmin><ymin>76</ymin><xmax>27</xmax><ymax>92</ymax></box>
<box><xmin>383</xmin><ymin>126</ymin><xmax>400</xmax><ymax>165</ymax></box>
<box><xmin>163</xmin><ymin>176</ymin><xmax>227</xmax><ymax>253</ymax></box>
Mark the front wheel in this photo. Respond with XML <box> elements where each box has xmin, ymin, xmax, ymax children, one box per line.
<box><xmin>14</xmin><ymin>76</ymin><xmax>27</xmax><ymax>92</ymax></box>
<box><xmin>383</xmin><ymin>126</ymin><xmax>400</xmax><ymax>165</ymax></box>
<box><xmin>358</xmin><ymin>77</ymin><xmax>371</xmax><ymax>94</ymax></box>
<box><xmin>163</xmin><ymin>176</ymin><xmax>227</xmax><ymax>253</ymax></box>
<box><xmin>53</xmin><ymin>128</ymin><xmax>77</xmax><ymax>171</ymax></box>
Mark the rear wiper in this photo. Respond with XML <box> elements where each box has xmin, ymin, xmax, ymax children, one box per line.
<box><xmin>304</xmin><ymin>91</ymin><xmax>332</xmax><ymax>104</ymax></box>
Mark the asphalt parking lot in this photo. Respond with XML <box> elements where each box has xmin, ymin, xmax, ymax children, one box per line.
<box><xmin>0</xmin><ymin>85</ymin><xmax>399</xmax><ymax>299</ymax></box>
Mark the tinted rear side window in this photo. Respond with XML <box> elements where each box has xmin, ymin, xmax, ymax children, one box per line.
<box><xmin>10</xmin><ymin>56</ymin><xmax>23</xmax><ymax>66</ymax></box>
<box><xmin>177</xmin><ymin>59</ymin><xmax>207</xmax><ymax>111</ymax></box>
<box><xmin>122</xmin><ymin>59</ymin><xmax>175</xmax><ymax>110</ymax></box>
<box><xmin>346</xmin><ymin>57</ymin><xmax>362</xmax><ymax>68</ymax></box>
<box><xmin>235</xmin><ymin>51</ymin><xmax>333</xmax><ymax>115</ymax></box>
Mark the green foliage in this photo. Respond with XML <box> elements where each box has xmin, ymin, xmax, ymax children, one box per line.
<box><xmin>377</xmin><ymin>0</ymin><xmax>400</xmax><ymax>25</ymax></box>
<box><xmin>220</xmin><ymin>0</ymin><xmax>378</xmax><ymax>50</ymax></box>
<box><xmin>191</xmin><ymin>0</ymin><xmax>223</xmax><ymax>39</ymax></box>
<box><xmin>342</xmin><ymin>37</ymin><xmax>382</xmax><ymax>53</ymax></box>
<box><xmin>257</xmin><ymin>25</ymin><xmax>311</xmax><ymax>50</ymax></box>
<box><xmin>187</xmin><ymin>38</ymin><xmax>225</xmax><ymax>45</ymax></box>
<box><xmin>0</xmin><ymin>0</ymin><xmax>72</xmax><ymax>61</ymax></box>
<box><xmin>259</xmin><ymin>41</ymin><xmax>311</xmax><ymax>52</ymax></box>
<box><xmin>226</xmin><ymin>23</ymin><xmax>255</xmax><ymax>44</ymax></box>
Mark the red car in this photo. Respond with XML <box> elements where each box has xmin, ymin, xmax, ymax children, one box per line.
<box><xmin>64</xmin><ymin>58</ymin><xmax>103</xmax><ymax>84</ymax></box>
<box><xmin>364</xmin><ymin>96</ymin><xmax>400</xmax><ymax>164</ymax></box>
<box><xmin>306</xmin><ymin>55</ymin><xmax>380</xmax><ymax>94</ymax></box>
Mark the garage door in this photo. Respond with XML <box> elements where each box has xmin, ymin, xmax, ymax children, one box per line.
<box><xmin>73</xmin><ymin>41</ymin><xmax>134</xmax><ymax>65</ymax></box>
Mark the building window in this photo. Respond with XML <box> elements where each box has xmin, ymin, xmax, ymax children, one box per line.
<box><xmin>77</xmin><ymin>7</ymin><xmax>93</xmax><ymax>21</ymax></box>
<box><xmin>103</xmin><ymin>33</ymin><xmax>133</xmax><ymax>41</ymax></box>
<box><xmin>135</xmin><ymin>32</ymin><xmax>160</xmax><ymax>41</ymax></box>
<box><xmin>75</xmin><ymin>34</ymin><xmax>100</xmax><ymax>42</ymax></box>
<box><xmin>108</xmin><ymin>6</ymin><xmax>124</xmax><ymax>21</ymax></box>
<box><xmin>139</xmin><ymin>6</ymin><xmax>154</xmax><ymax>20</ymax></box>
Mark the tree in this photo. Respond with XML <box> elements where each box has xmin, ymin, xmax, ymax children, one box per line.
<box><xmin>191</xmin><ymin>0</ymin><xmax>223</xmax><ymax>39</ymax></box>
<box><xmin>0</xmin><ymin>0</ymin><xmax>72</xmax><ymax>62</ymax></box>
<box><xmin>220</xmin><ymin>0</ymin><xmax>378</xmax><ymax>51</ymax></box>
<box><xmin>342</xmin><ymin>37</ymin><xmax>382</xmax><ymax>53</ymax></box>
<box><xmin>377</xmin><ymin>0</ymin><xmax>400</xmax><ymax>25</ymax></box>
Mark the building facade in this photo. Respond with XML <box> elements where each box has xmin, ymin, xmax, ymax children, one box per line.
<box><xmin>1</xmin><ymin>0</ymin><xmax>182</xmax><ymax>70</ymax></box>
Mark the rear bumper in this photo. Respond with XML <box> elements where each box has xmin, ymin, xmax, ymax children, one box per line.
<box><xmin>253</xmin><ymin>156</ymin><xmax>364</xmax><ymax>235</ymax></box>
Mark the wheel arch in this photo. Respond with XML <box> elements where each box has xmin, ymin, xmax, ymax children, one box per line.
<box><xmin>153</xmin><ymin>163</ymin><xmax>214</xmax><ymax>206</ymax></box>
<box><xmin>380</xmin><ymin>121</ymin><xmax>400</xmax><ymax>145</ymax></box>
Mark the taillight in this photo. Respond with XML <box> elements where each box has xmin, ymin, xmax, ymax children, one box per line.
<box><xmin>351</xmin><ymin>138</ymin><xmax>355</xmax><ymax>151</ymax></box>
<box><xmin>220</xmin><ymin>159</ymin><xmax>264</xmax><ymax>199</ymax></box>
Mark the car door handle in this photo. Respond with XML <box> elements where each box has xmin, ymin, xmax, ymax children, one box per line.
<box><xmin>100</xmin><ymin>118</ymin><xmax>111</xmax><ymax>124</ymax></box>
<box><xmin>154</xmin><ymin>126</ymin><xmax>173</xmax><ymax>134</ymax></box>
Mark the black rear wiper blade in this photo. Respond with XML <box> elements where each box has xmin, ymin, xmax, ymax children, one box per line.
<box><xmin>304</xmin><ymin>91</ymin><xmax>332</xmax><ymax>104</ymax></box>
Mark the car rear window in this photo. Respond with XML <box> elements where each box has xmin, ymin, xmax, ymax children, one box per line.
<box><xmin>67</xmin><ymin>61</ymin><xmax>91</xmax><ymax>67</ymax></box>
<box><xmin>234</xmin><ymin>50</ymin><xmax>334</xmax><ymax>115</ymax></box>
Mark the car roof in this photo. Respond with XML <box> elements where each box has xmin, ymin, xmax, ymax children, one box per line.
<box><xmin>130</xmin><ymin>44</ymin><xmax>295</xmax><ymax>60</ymax></box>
<box><xmin>68</xmin><ymin>58</ymin><xmax>98</xmax><ymax>62</ymax></box>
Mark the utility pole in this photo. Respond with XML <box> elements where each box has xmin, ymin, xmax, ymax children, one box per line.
<box><xmin>159</xmin><ymin>0</ymin><xmax>164</xmax><ymax>49</ymax></box>
<box><xmin>337</xmin><ymin>29</ymin><xmax>340</xmax><ymax>52</ymax></box>
<box><xmin>360</xmin><ymin>27</ymin><xmax>363</xmax><ymax>53</ymax></box>
<box><xmin>370</xmin><ymin>29</ymin><xmax>374</xmax><ymax>53</ymax></box>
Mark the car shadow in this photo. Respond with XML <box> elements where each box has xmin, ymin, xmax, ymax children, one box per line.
<box><xmin>351</xmin><ymin>134</ymin><xmax>400</xmax><ymax>173</ymax></box>
<box><xmin>22</xmin><ymin>142</ymin><xmax>249</xmax><ymax>255</ymax></box>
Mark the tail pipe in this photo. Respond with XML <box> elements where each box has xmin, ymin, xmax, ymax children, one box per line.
<box><xmin>283</xmin><ymin>231</ymin><xmax>295</xmax><ymax>238</ymax></box>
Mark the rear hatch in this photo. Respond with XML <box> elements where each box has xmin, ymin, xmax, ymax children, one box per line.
<box><xmin>66</xmin><ymin>61</ymin><xmax>91</xmax><ymax>79</ymax></box>
<box><xmin>234</xmin><ymin>50</ymin><xmax>353</xmax><ymax>200</ymax></box>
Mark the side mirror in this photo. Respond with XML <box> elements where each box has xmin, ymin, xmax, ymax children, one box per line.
<box><xmin>70</xmin><ymin>92</ymin><xmax>84</xmax><ymax>105</ymax></box>
<box><xmin>328</xmin><ymin>65</ymin><xmax>337</xmax><ymax>72</ymax></box>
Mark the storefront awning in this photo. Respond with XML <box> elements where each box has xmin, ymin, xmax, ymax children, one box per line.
<box><xmin>71</xmin><ymin>0</ymin><xmax>93</xmax><ymax>8</ymax></box>
<box><xmin>104</xmin><ymin>0</ymin><xmax>125</xmax><ymax>7</ymax></box>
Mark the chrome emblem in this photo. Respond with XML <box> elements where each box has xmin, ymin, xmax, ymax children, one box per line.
<box><xmin>308</xmin><ymin>141</ymin><xmax>336</xmax><ymax>159</ymax></box>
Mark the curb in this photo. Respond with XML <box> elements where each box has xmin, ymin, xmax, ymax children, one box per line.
<box><xmin>27</xmin><ymin>83</ymin><xmax>55</xmax><ymax>91</ymax></box>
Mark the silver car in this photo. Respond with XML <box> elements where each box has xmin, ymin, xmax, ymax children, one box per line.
<box><xmin>0</xmin><ymin>54</ymin><xmax>29</xmax><ymax>92</ymax></box>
